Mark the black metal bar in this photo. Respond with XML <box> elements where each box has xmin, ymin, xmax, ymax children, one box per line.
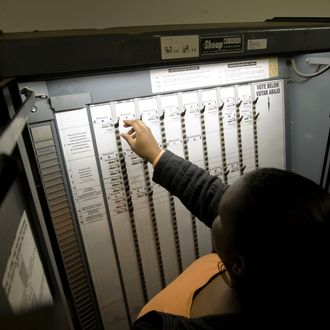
<box><xmin>2</xmin><ymin>21</ymin><xmax>330</xmax><ymax>80</ymax></box>
<box><xmin>0</xmin><ymin>87</ymin><xmax>36</xmax><ymax>156</ymax></box>
<box><xmin>324</xmin><ymin>164</ymin><xmax>330</xmax><ymax>192</ymax></box>
<box><xmin>266</xmin><ymin>17</ymin><xmax>330</xmax><ymax>23</ymax></box>
<box><xmin>320</xmin><ymin>126</ymin><xmax>330</xmax><ymax>188</ymax></box>
<box><xmin>0</xmin><ymin>154</ymin><xmax>19</xmax><ymax>205</ymax></box>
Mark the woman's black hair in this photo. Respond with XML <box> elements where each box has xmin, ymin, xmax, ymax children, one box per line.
<box><xmin>231</xmin><ymin>168</ymin><xmax>330</xmax><ymax>316</ymax></box>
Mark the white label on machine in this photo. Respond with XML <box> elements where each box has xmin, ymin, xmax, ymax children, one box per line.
<box><xmin>160</xmin><ymin>35</ymin><xmax>199</xmax><ymax>60</ymax></box>
<box><xmin>150</xmin><ymin>58</ymin><xmax>277</xmax><ymax>93</ymax></box>
<box><xmin>2</xmin><ymin>211</ymin><xmax>52</xmax><ymax>313</ymax></box>
<box><xmin>247</xmin><ymin>39</ymin><xmax>268</xmax><ymax>50</ymax></box>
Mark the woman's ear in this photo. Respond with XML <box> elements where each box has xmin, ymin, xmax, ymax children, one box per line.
<box><xmin>230</xmin><ymin>255</ymin><xmax>246</xmax><ymax>276</ymax></box>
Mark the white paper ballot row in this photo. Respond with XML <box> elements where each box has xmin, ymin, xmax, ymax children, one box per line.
<box><xmin>55</xmin><ymin>79</ymin><xmax>285</xmax><ymax>329</ymax></box>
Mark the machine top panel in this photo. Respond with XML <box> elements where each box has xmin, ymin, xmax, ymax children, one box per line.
<box><xmin>1</xmin><ymin>19</ymin><xmax>330</xmax><ymax>79</ymax></box>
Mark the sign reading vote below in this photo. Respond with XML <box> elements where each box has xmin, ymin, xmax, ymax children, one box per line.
<box><xmin>255</xmin><ymin>81</ymin><xmax>281</xmax><ymax>97</ymax></box>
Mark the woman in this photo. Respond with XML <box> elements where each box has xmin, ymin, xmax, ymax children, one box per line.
<box><xmin>121</xmin><ymin>119</ymin><xmax>330</xmax><ymax>329</ymax></box>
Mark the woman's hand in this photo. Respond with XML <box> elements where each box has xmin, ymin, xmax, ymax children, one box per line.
<box><xmin>121</xmin><ymin>119</ymin><xmax>164</xmax><ymax>164</ymax></box>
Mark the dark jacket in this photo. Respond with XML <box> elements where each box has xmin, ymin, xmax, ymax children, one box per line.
<box><xmin>152</xmin><ymin>150</ymin><xmax>227</xmax><ymax>228</ymax></box>
<box><xmin>133</xmin><ymin>311</ymin><xmax>246</xmax><ymax>329</ymax></box>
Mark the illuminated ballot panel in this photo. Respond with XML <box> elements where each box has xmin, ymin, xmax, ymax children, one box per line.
<box><xmin>55</xmin><ymin>78</ymin><xmax>285</xmax><ymax>328</ymax></box>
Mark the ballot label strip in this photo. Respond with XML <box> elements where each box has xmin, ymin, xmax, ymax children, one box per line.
<box><xmin>52</xmin><ymin>79</ymin><xmax>285</xmax><ymax>329</ymax></box>
<box><xmin>55</xmin><ymin>109</ymin><xmax>130</xmax><ymax>330</ymax></box>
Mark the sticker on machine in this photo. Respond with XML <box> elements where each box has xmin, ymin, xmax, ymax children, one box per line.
<box><xmin>150</xmin><ymin>58</ymin><xmax>278</xmax><ymax>93</ymax></box>
<box><xmin>160</xmin><ymin>35</ymin><xmax>199</xmax><ymax>60</ymax></box>
<box><xmin>200</xmin><ymin>35</ymin><xmax>244</xmax><ymax>55</ymax></box>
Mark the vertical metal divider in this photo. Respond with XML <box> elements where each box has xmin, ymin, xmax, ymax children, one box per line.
<box><xmin>319</xmin><ymin>126</ymin><xmax>330</xmax><ymax>188</ymax></box>
<box><xmin>234</xmin><ymin>86</ymin><xmax>245</xmax><ymax>176</ymax></box>
<box><xmin>141</xmin><ymin>157</ymin><xmax>166</xmax><ymax>288</ymax></box>
<box><xmin>137</xmin><ymin>99</ymin><xmax>166</xmax><ymax>289</ymax></box>
<box><xmin>157</xmin><ymin>95</ymin><xmax>183</xmax><ymax>274</ymax></box>
<box><xmin>178</xmin><ymin>92</ymin><xmax>200</xmax><ymax>260</ymax></box>
<box><xmin>197</xmin><ymin>90</ymin><xmax>214</xmax><ymax>248</ymax></box>
<box><xmin>113</xmin><ymin>116</ymin><xmax>149</xmax><ymax>304</ymax></box>
<box><xmin>251</xmin><ymin>84</ymin><xmax>260</xmax><ymax>169</ymax></box>
<box><xmin>199</xmin><ymin>107</ymin><xmax>209</xmax><ymax>172</ymax></box>
<box><xmin>86</xmin><ymin>104</ymin><xmax>133</xmax><ymax>327</ymax></box>
<box><xmin>216</xmin><ymin>88</ymin><xmax>228</xmax><ymax>184</ymax></box>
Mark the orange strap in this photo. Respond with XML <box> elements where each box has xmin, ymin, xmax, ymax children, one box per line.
<box><xmin>137</xmin><ymin>253</ymin><xmax>224</xmax><ymax>318</ymax></box>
